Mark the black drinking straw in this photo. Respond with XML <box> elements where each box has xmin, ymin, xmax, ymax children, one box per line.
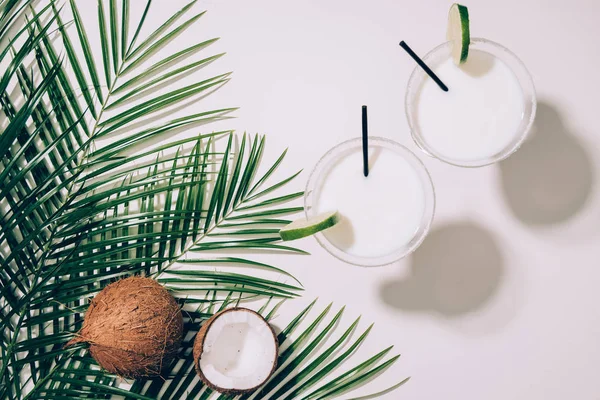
<box><xmin>362</xmin><ymin>105</ymin><xmax>369</xmax><ymax>177</ymax></box>
<box><xmin>399</xmin><ymin>40</ymin><xmax>449</xmax><ymax>92</ymax></box>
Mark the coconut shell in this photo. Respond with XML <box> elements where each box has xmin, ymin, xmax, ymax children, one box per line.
<box><xmin>193</xmin><ymin>307</ymin><xmax>278</xmax><ymax>395</ymax></box>
<box><xmin>66</xmin><ymin>276</ymin><xmax>183</xmax><ymax>378</ymax></box>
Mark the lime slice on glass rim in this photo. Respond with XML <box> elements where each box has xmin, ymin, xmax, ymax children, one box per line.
<box><xmin>279</xmin><ymin>211</ymin><xmax>340</xmax><ymax>241</ymax></box>
<box><xmin>447</xmin><ymin>3</ymin><xmax>470</xmax><ymax>64</ymax></box>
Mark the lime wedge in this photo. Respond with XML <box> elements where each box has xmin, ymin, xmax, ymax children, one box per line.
<box><xmin>279</xmin><ymin>211</ymin><xmax>340</xmax><ymax>241</ymax></box>
<box><xmin>447</xmin><ymin>3</ymin><xmax>470</xmax><ymax>64</ymax></box>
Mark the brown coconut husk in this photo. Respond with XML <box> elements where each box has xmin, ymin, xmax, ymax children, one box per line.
<box><xmin>65</xmin><ymin>276</ymin><xmax>183</xmax><ymax>378</ymax></box>
<box><xmin>193</xmin><ymin>307</ymin><xmax>278</xmax><ymax>394</ymax></box>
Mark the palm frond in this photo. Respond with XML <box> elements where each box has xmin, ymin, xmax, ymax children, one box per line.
<box><xmin>0</xmin><ymin>1</ymin><xmax>407</xmax><ymax>398</ymax></box>
<box><xmin>116</xmin><ymin>300</ymin><xmax>407</xmax><ymax>400</ymax></box>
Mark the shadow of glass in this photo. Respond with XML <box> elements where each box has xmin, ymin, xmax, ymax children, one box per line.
<box><xmin>380</xmin><ymin>222</ymin><xmax>504</xmax><ymax>316</ymax></box>
<box><xmin>499</xmin><ymin>101</ymin><xmax>594</xmax><ymax>225</ymax></box>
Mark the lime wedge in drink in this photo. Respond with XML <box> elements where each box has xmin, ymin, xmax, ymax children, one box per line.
<box><xmin>447</xmin><ymin>3</ymin><xmax>470</xmax><ymax>64</ymax></box>
<box><xmin>279</xmin><ymin>211</ymin><xmax>340</xmax><ymax>241</ymax></box>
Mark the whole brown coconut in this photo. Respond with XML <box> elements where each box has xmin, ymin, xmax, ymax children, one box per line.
<box><xmin>66</xmin><ymin>276</ymin><xmax>183</xmax><ymax>378</ymax></box>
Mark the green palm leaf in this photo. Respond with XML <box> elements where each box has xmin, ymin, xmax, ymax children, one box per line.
<box><xmin>0</xmin><ymin>1</ymin><xmax>407</xmax><ymax>398</ymax></box>
<box><xmin>69</xmin><ymin>0</ymin><xmax>104</xmax><ymax>103</ymax></box>
<box><xmin>119</xmin><ymin>300</ymin><xmax>407</xmax><ymax>400</ymax></box>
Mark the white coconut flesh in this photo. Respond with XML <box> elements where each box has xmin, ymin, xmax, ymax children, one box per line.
<box><xmin>199</xmin><ymin>309</ymin><xmax>277</xmax><ymax>391</ymax></box>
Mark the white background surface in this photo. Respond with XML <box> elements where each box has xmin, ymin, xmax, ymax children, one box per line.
<box><xmin>80</xmin><ymin>0</ymin><xmax>600</xmax><ymax>398</ymax></box>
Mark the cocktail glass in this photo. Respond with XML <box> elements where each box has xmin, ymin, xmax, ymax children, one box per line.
<box><xmin>405</xmin><ymin>38</ymin><xmax>537</xmax><ymax>168</ymax></box>
<box><xmin>304</xmin><ymin>137</ymin><xmax>435</xmax><ymax>267</ymax></box>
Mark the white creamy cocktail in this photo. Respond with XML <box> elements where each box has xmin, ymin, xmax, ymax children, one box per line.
<box><xmin>405</xmin><ymin>38</ymin><xmax>537</xmax><ymax>167</ymax></box>
<box><xmin>304</xmin><ymin>137</ymin><xmax>435</xmax><ymax>267</ymax></box>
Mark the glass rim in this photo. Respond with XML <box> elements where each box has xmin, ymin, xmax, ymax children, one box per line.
<box><xmin>405</xmin><ymin>37</ymin><xmax>538</xmax><ymax>168</ymax></box>
<box><xmin>304</xmin><ymin>136</ymin><xmax>436</xmax><ymax>267</ymax></box>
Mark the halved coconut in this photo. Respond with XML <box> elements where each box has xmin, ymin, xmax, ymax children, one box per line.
<box><xmin>193</xmin><ymin>307</ymin><xmax>278</xmax><ymax>394</ymax></box>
